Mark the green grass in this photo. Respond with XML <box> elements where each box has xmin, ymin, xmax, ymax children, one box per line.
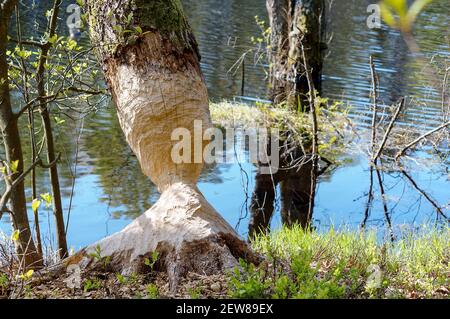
<box><xmin>1</xmin><ymin>226</ymin><xmax>448</xmax><ymax>299</ymax></box>
<box><xmin>228</xmin><ymin>225</ymin><xmax>449</xmax><ymax>299</ymax></box>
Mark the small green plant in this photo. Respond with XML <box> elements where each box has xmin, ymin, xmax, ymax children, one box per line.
<box><xmin>18</xmin><ymin>269</ymin><xmax>34</xmax><ymax>281</ymax></box>
<box><xmin>144</xmin><ymin>251</ymin><xmax>159</xmax><ymax>271</ymax></box>
<box><xmin>228</xmin><ymin>259</ymin><xmax>269</xmax><ymax>299</ymax></box>
<box><xmin>0</xmin><ymin>273</ymin><xmax>9</xmax><ymax>295</ymax></box>
<box><xmin>40</xmin><ymin>193</ymin><xmax>53</xmax><ymax>208</ymax></box>
<box><xmin>188</xmin><ymin>286</ymin><xmax>203</xmax><ymax>299</ymax></box>
<box><xmin>84</xmin><ymin>278</ymin><xmax>102</xmax><ymax>292</ymax></box>
<box><xmin>116</xmin><ymin>273</ymin><xmax>138</xmax><ymax>285</ymax></box>
<box><xmin>146</xmin><ymin>284</ymin><xmax>160</xmax><ymax>299</ymax></box>
<box><xmin>244</xmin><ymin>225</ymin><xmax>450</xmax><ymax>299</ymax></box>
<box><xmin>89</xmin><ymin>245</ymin><xmax>111</xmax><ymax>271</ymax></box>
<box><xmin>116</xmin><ymin>273</ymin><xmax>126</xmax><ymax>285</ymax></box>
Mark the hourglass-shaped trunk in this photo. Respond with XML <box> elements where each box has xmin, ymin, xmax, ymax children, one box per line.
<box><xmin>66</xmin><ymin>0</ymin><xmax>258</xmax><ymax>289</ymax></box>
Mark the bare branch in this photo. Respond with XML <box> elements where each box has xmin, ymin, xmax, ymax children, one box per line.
<box><xmin>373</xmin><ymin>98</ymin><xmax>405</xmax><ymax>162</ymax></box>
<box><xmin>0</xmin><ymin>155</ymin><xmax>60</xmax><ymax>216</ymax></box>
<box><xmin>395</xmin><ymin>121</ymin><xmax>450</xmax><ymax>160</ymax></box>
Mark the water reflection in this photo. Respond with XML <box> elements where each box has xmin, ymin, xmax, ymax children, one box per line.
<box><xmin>248</xmin><ymin>134</ymin><xmax>315</xmax><ymax>238</ymax></box>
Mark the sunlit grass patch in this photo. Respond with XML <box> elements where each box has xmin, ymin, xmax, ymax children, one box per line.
<box><xmin>227</xmin><ymin>225</ymin><xmax>449</xmax><ymax>299</ymax></box>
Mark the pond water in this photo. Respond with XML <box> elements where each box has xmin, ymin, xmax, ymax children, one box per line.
<box><xmin>1</xmin><ymin>0</ymin><xmax>449</xmax><ymax>249</ymax></box>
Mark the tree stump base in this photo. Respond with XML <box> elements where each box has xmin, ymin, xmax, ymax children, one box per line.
<box><xmin>65</xmin><ymin>183</ymin><xmax>260</xmax><ymax>291</ymax></box>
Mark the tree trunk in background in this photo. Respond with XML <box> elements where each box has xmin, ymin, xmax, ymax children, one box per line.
<box><xmin>36</xmin><ymin>0</ymin><xmax>68</xmax><ymax>260</ymax></box>
<box><xmin>267</xmin><ymin>0</ymin><xmax>326</xmax><ymax>109</ymax></box>
<box><xmin>250</xmin><ymin>0</ymin><xmax>325</xmax><ymax>237</ymax></box>
<box><xmin>68</xmin><ymin>0</ymin><xmax>258</xmax><ymax>290</ymax></box>
<box><xmin>0</xmin><ymin>1</ymin><xmax>42</xmax><ymax>269</ymax></box>
<box><xmin>266</xmin><ymin>0</ymin><xmax>290</xmax><ymax>104</ymax></box>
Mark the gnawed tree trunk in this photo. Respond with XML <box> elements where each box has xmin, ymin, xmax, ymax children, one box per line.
<box><xmin>267</xmin><ymin>0</ymin><xmax>326</xmax><ymax>109</ymax></box>
<box><xmin>0</xmin><ymin>1</ymin><xmax>42</xmax><ymax>269</ymax></box>
<box><xmin>67</xmin><ymin>0</ymin><xmax>258</xmax><ymax>289</ymax></box>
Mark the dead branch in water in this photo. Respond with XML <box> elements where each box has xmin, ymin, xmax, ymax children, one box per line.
<box><xmin>300</xmin><ymin>41</ymin><xmax>319</xmax><ymax>224</ymax></box>
<box><xmin>395</xmin><ymin>121</ymin><xmax>450</xmax><ymax>160</ymax></box>
<box><xmin>369</xmin><ymin>55</ymin><xmax>379</xmax><ymax>157</ymax></box>
<box><xmin>373</xmin><ymin>98</ymin><xmax>405</xmax><ymax>162</ymax></box>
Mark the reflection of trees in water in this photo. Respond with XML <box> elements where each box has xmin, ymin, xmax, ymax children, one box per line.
<box><xmin>249</xmin><ymin>136</ymin><xmax>318</xmax><ymax>239</ymax></box>
<box><xmin>82</xmin><ymin>108</ymin><xmax>158</xmax><ymax>219</ymax></box>
<box><xmin>16</xmin><ymin>107</ymin><xmax>78</xmax><ymax>199</ymax></box>
<box><xmin>200</xmin><ymin>163</ymin><xmax>227</xmax><ymax>184</ymax></box>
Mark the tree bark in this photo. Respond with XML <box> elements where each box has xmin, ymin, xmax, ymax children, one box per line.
<box><xmin>266</xmin><ymin>0</ymin><xmax>290</xmax><ymax>104</ymax></box>
<box><xmin>0</xmin><ymin>1</ymin><xmax>42</xmax><ymax>269</ymax></box>
<box><xmin>267</xmin><ymin>0</ymin><xmax>326</xmax><ymax>109</ymax></box>
<box><xmin>70</xmin><ymin>0</ymin><xmax>258</xmax><ymax>290</ymax></box>
<box><xmin>15</xmin><ymin>4</ymin><xmax>43</xmax><ymax>259</ymax></box>
<box><xmin>36</xmin><ymin>0</ymin><xmax>68</xmax><ymax>260</ymax></box>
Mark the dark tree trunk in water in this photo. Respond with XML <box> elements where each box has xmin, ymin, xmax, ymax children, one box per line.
<box><xmin>0</xmin><ymin>1</ymin><xmax>42</xmax><ymax>269</ymax></box>
<box><xmin>250</xmin><ymin>0</ymin><xmax>325</xmax><ymax>238</ymax></box>
<box><xmin>68</xmin><ymin>0</ymin><xmax>258</xmax><ymax>290</ymax></box>
<box><xmin>267</xmin><ymin>0</ymin><xmax>326</xmax><ymax>109</ymax></box>
<box><xmin>266</xmin><ymin>0</ymin><xmax>290</xmax><ymax>104</ymax></box>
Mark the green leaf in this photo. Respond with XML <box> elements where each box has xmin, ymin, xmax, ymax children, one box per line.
<box><xmin>48</xmin><ymin>34</ymin><xmax>58</xmax><ymax>44</ymax></box>
<box><xmin>14</xmin><ymin>47</ymin><xmax>32</xmax><ymax>60</ymax></box>
<box><xmin>11</xmin><ymin>230</ymin><xmax>20</xmax><ymax>242</ymax></box>
<box><xmin>126</xmin><ymin>13</ymin><xmax>133</xmax><ymax>25</ymax></box>
<box><xmin>113</xmin><ymin>25</ymin><xmax>123</xmax><ymax>34</ymax></box>
<box><xmin>10</xmin><ymin>160</ymin><xmax>19</xmax><ymax>174</ymax></box>
<box><xmin>54</xmin><ymin>116</ymin><xmax>66</xmax><ymax>125</ymax></box>
<box><xmin>31</xmin><ymin>199</ymin><xmax>41</xmax><ymax>213</ymax></box>
<box><xmin>383</xmin><ymin>0</ymin><xmax>408</xmax><ymax>15</ymax></box>
<box><xmin>19</xmin><ymin>270</ymin><xmax>34</xmax><ymax>280</ymax></box>
<box><xmin>134</xmin><ymin>26</ymin><xmax>143</xmax><ymax>34</ymax></box>
<box><xmin>406</xmin><ymin>0</ymin><xmax>433</xmax><ymax>25</ymax></box>
<box><xmin>67</xmin><ymin>39</ymin><xmax>78</xmax><ymax>51</ymax></box>
<box><xmin>380</xmin><ymin>2</ymin><xmax>399</xmax><ymax>29</ymax></box>
<box><xmin>40</xmin><ymin>193</ymin><xmax>53</xmax><ymax>208</ymax></box>
<box><xmin>380</xmin><ymin>0</ymin><xmax>433</xmax><ymax>32</ymax></box>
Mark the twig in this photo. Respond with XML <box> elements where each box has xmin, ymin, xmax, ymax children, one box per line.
<box><xmin>15</xmin><ymin>4</ymin><xmax>43</xmax><ymax>258</ymax></box>
<box><xmin>395</xmin><ymin>121</ymin><xmax>450</xmax><ymax>160</ymax></box>
<box><xmin>374</xmin><ymin>166</ymin><xmax>395</xmax><ymax>241</ymax></box>
<box><xmin>369</xmin><ymin>55</ymin><xmax>378</xmax><ymax>156</ymax></box>
<box><xmin>8</xmin><ymin>38</ymin><xmax>44</xmax><ymax>49</ymax></box>
<box><xmin>373</xmin><ymin>98</ymin><xmax>405</xmax><ymax>162</ymax></box>
<box><xmin>363</xmin><ymin>56</ymin><xmax>379</xmax><ymax>228</ymax></box>
<box><xmin>300</xmin><ymin>41</ymin><xmax>318</xmax><ymax>223</ymax></box>
<box><xmin>0</xmin><ymin>155</ymin><xmax>61</xmax><ymax>214</ymax></box>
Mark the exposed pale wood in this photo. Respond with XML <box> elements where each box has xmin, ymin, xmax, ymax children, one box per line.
<box><xmin>71</xmin><ymin>0</ymin><xmax>258</xmax><ymax>288</ymax></box>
